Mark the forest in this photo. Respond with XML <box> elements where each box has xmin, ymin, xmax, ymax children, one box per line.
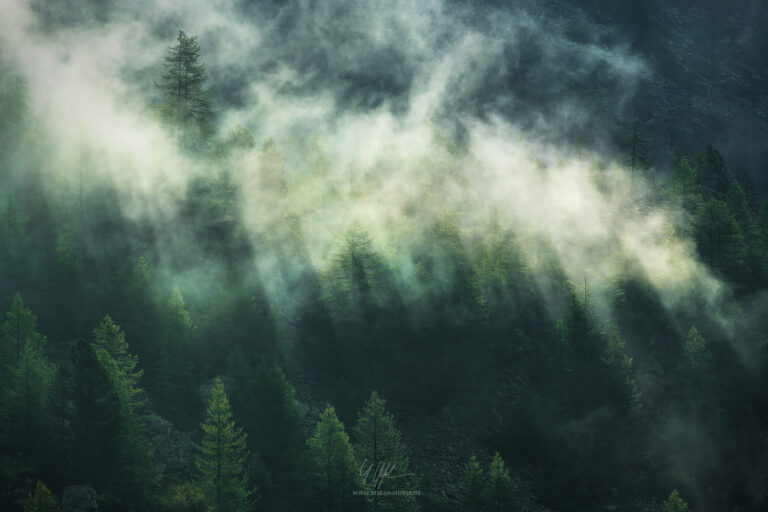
<box><xmin>1</xmin><ymin>1</ymin><xmax>768</xmax><ymax>511</ymax></box>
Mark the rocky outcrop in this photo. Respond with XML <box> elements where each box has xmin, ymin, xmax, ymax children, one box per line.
<box><xmin>62</xmin><ymin>485</ymin><xmax>97</xmax><ymax>512</ymax></box>
<box><xmin>146</xmin><ymin>414</ymin><xmax>200</xmax><ymax>482</ymax></box>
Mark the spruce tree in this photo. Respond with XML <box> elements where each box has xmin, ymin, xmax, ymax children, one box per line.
<box><xmin>306</xmin><ymin>404</ymin><xmax>366</xmax><ymax>511</ymax></box>
<box><xmin>93</xmin><ymin>315</ymin><xmax>144</xmax><ymax>411</ymax></box>
<box><xmin>664</xmin><ymin>489</ymin><xmax>690</xmax><ymax>512</ymax></box>
<box><xmin>155</xmin><ymin>31</ymin><xmax>214</xmax><ymax>149</ymax></box>
<box><xmin>464</xmin><ymin>454</ymin><xmax>486</xmax><ymax>512</ymax></box>
<box><xmin>196</xmin><ymin>377</ymin><xmax>251</xmax><ymax>512</ymax></box>
<box><xmin>487</xmin><ymin>452</ymin><xmax>514</xmax><ymax>512</ymax></box>
<box><xmin>353</xmin><ymin>391</ymin><xmax>413</xmax><ymax>511</ymax></box>
<box><xmin>23</xmin><ymin>482</ymin><xmax>59</xmax><ymax>512</ymax></box>
<box><xmin>92</xmin><ymin>315</ymin><xmax>154</xmax><ymax>498</ymax></box>
<box><xmin>2</xmin><ymin>293</ymin><xmax>38</xmax><ymax>360</ymax></box>
<box><xmin>4</xmin><ymin>326</ymin><xmax>51</xmax><ymax>456</ymax></box>
<box><xmin>158</xmin><ymin>286</ymin><xmax>196</xmax><ymax>427</ymax></box>
<box><xmin>1</xmin><ymin>294</ymin><xmax>51</xmax><ymax>457</ymax></box>
<box><xmin>627</xmin><ymin>117</ymin><xmax>650</xmax><ymax>181</ymax></box>
<box><xmin>66</xmin><ymin>340</ymin><xmax>123</xmax><ymax>490</ymax></box>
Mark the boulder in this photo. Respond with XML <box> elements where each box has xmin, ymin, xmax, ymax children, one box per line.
<box><xmin>62</xmin><ymin>485</ymin><xmax>97</xmax><ymax>512</ymax></box>
<box><xmin>146</xmin><ymin>414</ymin><xmax>200</xmax><ymax>481</ymax></box>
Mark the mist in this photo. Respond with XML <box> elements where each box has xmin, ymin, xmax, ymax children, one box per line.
<box><xmin>1</xmin><ymin>1</ymin><xmax>766</xmax><ymax>511</ymax></box>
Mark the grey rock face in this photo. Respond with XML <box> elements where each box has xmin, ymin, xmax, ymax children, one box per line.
<box><xmin>62</xmin><ymin>485</ymin><xmax>97</xmax><ymax>512</ymax></box>
<box><xmin>146</xmin><ymin>414</ymin><xmax>200</xmax><ymax>481</ymax></box>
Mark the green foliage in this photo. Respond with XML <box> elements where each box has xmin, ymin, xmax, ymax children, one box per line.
<box><xmin>154</xmin><ymin>31</ymin><xmax>214</xmax><ymax>149</ymax></box>
<box><xmin>627</xmin><ymin>117</ymin><xmax>650</xmax><ymax>178</ymax></box>
<box><xmin>684</xmin><ymin>326</ymin><xmax>710</xmax><ymax>369</ymax></box>
<box><xmin>664</xmin><ymin>489</ymin><xmax>690</xmax><ymax>512</ymax></box>
<box><xmin>196</xmin><ymin>377</ymin><xmax>251</xmax><ymax>512</ymax></box>
<box><xmin>161</xmin><ymin>481</ymin><xmax>207</xmax><ymax>512</ymax></box>
<box><xmin>693</xmin><ymin>198</ymin><xmax>747</xmax><ymax>280</ymax></box>
<box><xmin>23</xmin><ymin>482</ymin><xmax>59</xmax><ymax>512</ymax></box>
<box><xmin>1</xmin><ymin>294</ymin><xmax>51</xmax><ymax>455</ymax></box>
<box><xmin>0</xmin><ymin>69</ymin><xmax>27</xmax><ymax>134</ymax></box>
<box><xmin>671</xmin><ymin>156</ymin><xmax>699</xmax><ymax>220</ymax></box>
<box><xmin>4</xmin><ymin>324</ymin><xmax>51</xmax><ymax>451</ymax></box>
<box><xmin>463</xmin><ymin>455</ymin><xmax>485</xmax><ymax>512</ymax></box>
<box><xmin>353</xmin><ymin>391</ymin><xmax>414</xmax><ymax>511</ymax></box>
<box><xmin>157</xmin><ymin>286</ymin><xmax>197</xmax><ymax>427</ymax></box>
<box><xmin>487</xmin><ymin>452</ymin><xmax>514</xmax><ymax>512</ymax></box>
<box><xmin>93</xmin><ymin>315</ymin><xmax>144</xmax><ymax>411</ymax></box>
<box><xmin>92</xmin><ymin>315</ymin><xmax>154</xmax><ymax>497</ymax></box>
<box><xmin>64</xmin><ymin>340</ymin><xmax>123</xmax><ymax>489</ymax></box>
<box><xmin>2</xmin><ymin>293</ymin><xmax>39</xmax><ymax>362</ymax></box>
<box><xmin>226</xmin><ymin>351</ymin><xmax>302</xmax><ymax>508</ymax></box>
<box><xmin>602</xmin><ymin>327</ymin><xmax>641</xmax><ymax>411</ymax></box>
<box><xmin>236</xmin><ymin>357</ymin><xmax>300</xmax><ymax>468</ymax></box>
<box><xmin>695</xmin><ymin>145</ymin><xmax>731</xmax><ymax>201</ymax></box>
<box><xmin>305</xmin><ymin>404</ymin><xmax>366</xmax><ymax>511</ymax></box>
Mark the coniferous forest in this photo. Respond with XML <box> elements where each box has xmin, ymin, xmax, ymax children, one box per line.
<box><xmin>1</xmin><ymin>1</ymin><xmax>768</xmax><ymax>511</ymax></box>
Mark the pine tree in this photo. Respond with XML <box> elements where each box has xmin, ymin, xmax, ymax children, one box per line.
<box><xmin>696</xmin><ymin>145</ymin><xmax>731</xmax><ymax>201</ymax></box>
<box><xmin>664</xmin><ymin>489</ymin><xmax>690</xmax><ymax>512</ymax></box>
<box><xmin>4</xmin><ymin>326</ymin><xmax>51</xmax><ymax>456</ymax></box>
<box><xmin>306</xmin><ymin>404</ymin><xmax>366</xmax><ymax>511</ymax></box>
<box><xmin>1</xmin><ymin>294</ymin><xmax>51</xmax><ymax>457</ymax></box>
<box><xmin>727</xmin><ymin>180</ymin><xmax>753</xmax><ymax>235</ymax></box>
<box><xmin>627</xmin><ymin>117</ymin><xmax>650</xmax><ymax>181</ymax></box>
<box><xmin>66</xmin><ymin>340</ymin><xmax>123</xmax><ymax>490</ymax></box>
<box><xmin>487</xmin><ymin>452</ymin><xmax>514</xmax><ymax>512</ymax></box>
<box><xmin>464</xmin><ymin>454</ymin><xmax>486</xmax><ymax>512</ymax></box>
<box><xmin>158</xmin><ymin>286</ymin><xmax>196</xmax><ymax>427</ymax></box>
<box><xmin>2</xmin><ymin>293</ymin><xmax>38</xmax><ymax>360</ymax></box>
<box><xmin>93</xmin><ymin>315</ymin><xmax>144</xmax><ymax>411</ymax></box>
<box><xmin>353</xmin><ymin>391</ymin><xmax>414</xmax><ymax>511</ymax></box>
<box><xmin>155</xmin><ymin>31</ymin><xmax>214</xmax><ymax>149</ymax></box>
<box><xmin>196</xmin><ymin>377</ymin><xmax>251</xmax><ymax>512</ymax></box>
<box><xmin>738</xmin><ymin>171</ymin><xmax>759</xmax><ymax>213</ymax></box>
<box><xmin>23</xmin><ymin>482</ymin><xmax>59</xmax><ymax>512</ymax></box>
<box><xmin>92</xmin><ymin>315</ymin><xmax>154</xmax><ymax>498</ymax></box>
<box><xmin>602</xmin><ymin>327</ymin><xmax>641</xmax><ymax>412</ymax></box>
<box><xmin>684</xmin><ymin>326</ymin><xmax>711</xmax><ymax>369</ymax></box>
<box><xmin>672</xmin><ymin>157</ymin><xmax>699</xmax><ymax>224</ymax></box>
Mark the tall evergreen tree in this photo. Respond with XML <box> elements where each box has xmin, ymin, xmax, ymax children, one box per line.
<box><xmin>92</xmin><ymin>315</ymin><xmax>154</xmax><ymax>498</ymax></box>
<box><xmin>353</xmin><ymin>391</ymin><xmax>414</xmax><ymax>511</ymax></box>
<box><xmin>306</xmin><ymin>404</ymin><xmax>367</xmax><ymax>511</ymax></box>
<box><xmin>1</xmin><ymin>294</ymin><xmax>50</xmax><ymax>457</ymax></box>
<box><xmin>65</xmin><ymin>340</ymin><xmax>123</xmax><ymax>490</ymax></box>
<box><xmin>696</xmin><ymin>145</ymin><xmax>731</xmax><ymax>201</ymax></box>
<box><xmin>157</xmin><ymin>286</ymin><xmax>196</xmax><ymax>427</ymax></box>
<box><xmin>487</xmin><ymin>452</ymin><xmax>514</xmax><ymax>512</ymax></box>
<box><xmin>463</xmin><ymin>454</ymin><xmax>486</xmax><ymax>512</ymax></box>
<box><xmin>2</xmin><ymin>293</ymin><xmax>38</xmax><ymax>360</ymax></box>
<box><xmin>737</xmin><ymin>171</ymin><xmax>759</xmax><ymax>213</ymax></box>
<box><xmin>4</xmin><ymin>324</ymin><xmax>51</xmax><ymax>456</ymax></box>
<box><xmin>664</xmin><ymin>489</ymin><xmax>690</xmax><ymax>512</ymax></box>
<box><xmin>627</xmin><ymin>117</ymin><xmax>650</xmax><ymax>181</ymax></box>
<box><xmin>226</xmin><ymin>352</ymin><xmax>303</xmax><ymax>509</ymax></box>
<box><xmin>196</xmin><ymin>377</ymin><xmax>251</xmax><ymax>512</ymax></box>
<box><xmin>155</xmin><ymin>31</ymin><xmax>214</xmax><ymax>149</ymax></box>
<box><xmin>93</xmin><ymin>315</ymin><xmax>144</xmax><ymax>411</ymax></box>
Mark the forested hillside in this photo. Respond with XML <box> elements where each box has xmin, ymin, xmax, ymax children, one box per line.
<box><xmin>1</xmin><ymin>1</ymin><xmax>767</xmax><ymax>511</ymax></box>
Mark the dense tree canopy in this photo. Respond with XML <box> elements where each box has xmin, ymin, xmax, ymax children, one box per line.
<box><xmin>0</xmin><ymin>21</ymin><xmax>767</xmax><ymax>512</ymax></box>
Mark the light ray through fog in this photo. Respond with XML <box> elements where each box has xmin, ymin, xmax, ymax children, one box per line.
<box><xmin>0</xmin><ymin>0</ymin><xmax>722</xmax><ymax>321</ymax></box>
